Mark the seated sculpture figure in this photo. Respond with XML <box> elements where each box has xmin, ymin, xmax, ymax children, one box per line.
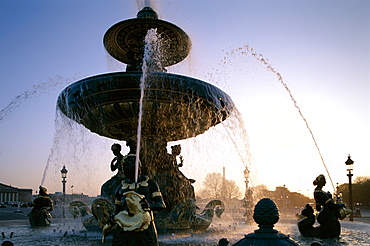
<box><xmin>28</xmin><ymin>186</ymin><xmax>53</xmax><ymax>227</ymax></box>
<box><xmin>102</xmin><ymin>154</ymin><xmax>166</xmax><ymax>246</ymax></box>
<box><xmin>298</xmin><ymin>174</ymin><xmax>346</xmax><ymax>238</ymax></box>
<box><xmin>101</xmin><ymin>143</ymin><xmax>126</xmax><ymax>202</ymax></box>
<box><xmin>297</xmin><ymin>203</ymin><xmax>316</xmax><ymax>237</ymax></box>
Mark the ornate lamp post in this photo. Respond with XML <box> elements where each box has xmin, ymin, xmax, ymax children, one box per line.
<box><xmin>244</xmin><ymin>168</ymin><xmax>250</xmax><ymax>195</ymax></box>
<box><xmin>60</xmin><ymin>165</ymin><xmax>68</xmax><ymax>218</ymax></box>
<box><xmin>345</xmin><ymin>155</ymin><xmax>354</xmax><ymax>221</ymax></box>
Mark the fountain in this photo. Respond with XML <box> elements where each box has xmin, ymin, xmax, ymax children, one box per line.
<box><xmin>1</xmin><ymin>2</ymin><xmax>370</xmax><ymax>245</ymax></box>
<box><xmin>57</xmin><ymin>6</ymin><xmax>233</xmax><ymax>233</ymax></box>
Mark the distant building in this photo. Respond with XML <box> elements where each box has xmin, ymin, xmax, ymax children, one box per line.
<box><xmin>0</xmin><ymin>183</ymin><xmax>33</xmax><ymax>203</ymax></box>
<box><xmin>49</xmin><ymin>192</ymin><xmax>95</xmax><ymax>205</ymax></box>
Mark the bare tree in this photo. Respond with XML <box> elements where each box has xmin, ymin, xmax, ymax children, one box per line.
<box><xmin>223</xmin><ymin>179</ymin><xmax>242</xmax><ymax>200</ymax></box>
<box><xmin>197</xmin><ymin>172</ymin><xmax>241</xmax><ymax>200</ymax></box>
<box><xmin>339</xmin><ymin>176</ymin><xmax>370</xmax><ymax>207</ymax></box>
<box><xmin>197</xmin><ymin>172</ymin><xmax>223</xmax><ymax>199</ymax></box>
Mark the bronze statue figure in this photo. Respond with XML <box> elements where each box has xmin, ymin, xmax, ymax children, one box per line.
<box><xmin>101</xmin><ymin>143</ymin><xmax>127</xmax><ymax>203</ymax></box>
<box><xmin>102</xmin><ymin>155</ymin><xmax>166</xmax><ymax>246</ymax></box>
<box><xmin>110</xmin><ymin>143</ymin><xmax>126</xmax><ymax>178</ymax></box>
<box><xmin>28</xmin><ymin>186</ymin><xmax>53</xmax><ymax>227</ymax></box>
<box><xmin>298</xmin><ymin>174</ymin><xmax>349</xmax><ymax>238</ymax></box>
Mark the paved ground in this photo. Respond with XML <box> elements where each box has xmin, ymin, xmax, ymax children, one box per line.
<box><xmin>341</xmin><ymin>209</ymin><xmax>370</xmax><ymax>224</ymax></box>
<box><xmin>1</xmin><ymin>206</ymin><xmax>370</xmax><ymax>225</ymax></box>
<box><xmin>0</xmin><ymin>206</ymin><xmax>32</xmax><ymax>221</ymax></box>
<box><xmin>0</xmin><ymin>206</ymin><xmax>71</xmax><ymax>226</ymax></box>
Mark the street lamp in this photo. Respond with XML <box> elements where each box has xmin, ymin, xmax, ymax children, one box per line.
<box><xmin>244</xmin><ymin>167</ymin><xmax>250</xmax><ymax>195</ymax></box>
<box><xmin>345</xmin><ymin>155</ymin><xmax>354</xmax><ymax>221</ymax></box>
<box><xmin>60</xmin><ymin>165</ymin><xmax>68</xmax><ymax>218</ymax></box>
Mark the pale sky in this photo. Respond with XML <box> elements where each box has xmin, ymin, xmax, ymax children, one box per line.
<box><xmin>0</xmin><ymin>0</ymin><xmax>369</xmax><ymax>199</ymax></box>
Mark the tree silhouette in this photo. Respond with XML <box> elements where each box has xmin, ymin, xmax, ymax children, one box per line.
<box><xmin>338</xmin><ymin>176</ymin><xmax>370</xmax><ymax>207</ymax></box>
<box><xmin>197</xmin><ymin>172</ymin><xmax>241</xmax><ymax>200</ymax></box>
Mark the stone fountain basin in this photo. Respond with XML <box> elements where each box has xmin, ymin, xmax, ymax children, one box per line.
<box><xmin>57</xmin><ymin>72</ymin><xmax>234</xmax><ymax>141</ymax></box>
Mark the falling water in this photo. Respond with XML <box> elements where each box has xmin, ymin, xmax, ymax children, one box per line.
<box><xmin>135</xmin><ymin>28</ymin><xmax>164</xmax><ymax>183</ymax></box>
<box><xmin>221</xmin><ymin>111</ymin><xmax>251</xmax><ymax>170</ymax></box>
<box><xmin>250</xmin><ymin>45</ymin><xmax>335</xmax><ymax>190</ymax></box>
<box><xmin>40</xmin><ymin>110</ymin><xmax>69</xmax><ymax>187</ymax></box>
<box><xmin>0</xmin><ymin>75</ymin><xmax>77</xmax><ymax>122</ymax></box>
<box><xmin>40</xmin><ymin>108</ymin><xmax>116</xmax><ymax>195</ymax></box>
<box><xmin>136</xmin><ymin>0</ymin><xmax>156</xmax><ymax>10</ymax></box>
<box><xmin>216</xmin><ymin>44</ymin><xmax>335</xmax><ymax>190</ymax></box>
<box><xmin>0</xmin><ymin>74</ymin><xmax>93</xmax><ymax>193</ymax></box>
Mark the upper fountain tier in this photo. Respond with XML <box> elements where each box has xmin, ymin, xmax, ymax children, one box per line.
<box><xmin>104</xmin><ymin>7</ymin><xmax>191</xmax><ymax>71</ymax></box>
<box><xmin>57</xmin><ymin>7</ymin><xmax>234</xmax><ymax>141</ymax></box>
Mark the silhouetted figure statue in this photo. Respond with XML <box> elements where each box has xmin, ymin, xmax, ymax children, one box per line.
<box><xmin>298</xmin><ymin>174</ymin><xmax>347</xmax><ymax>238</ymax></box>
<box><xmin>110</xmin><ymin>143</ymin><xmax>126</xmax><ymax>178</ymax></box>
<box><xmin>28</xmin><ymin>186</ymin><xmax>53</xmax><ymax>227</ymax></box>
<box><xmin>102</xmin><ymin>154</ymin><xmax>166</xmax><ymax>246</ymax></box>
<box><xmin>170</xmin><ymin>144</ymin><xmax>183</xmax><ymax>168</ymax></box>
<box><xmin>298</xmin><ymin>204</ymin><xmax>316</xmax><ymax>237</ymax></box>
<box><xmin>170</xmin><ymin>144</ymin><xmax>195</xmax><ymax>184</ymax></box>
<box><xmin>101</xmin><ymin>143</ymin><xmax>128</xmax><ymax>202</ymax></box>
<box><xmin>125</xmin><ymin>138</ymin><xmax>137</xmax><ymax>155</ymax></box>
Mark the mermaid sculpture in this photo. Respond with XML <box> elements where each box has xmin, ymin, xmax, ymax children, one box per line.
<box><xmin>298</xmin><ymin>174</ymin><xmax>350</xmax><ymax>238</ymax></box>
<box><xmin>28</xmin><ymin>186</ymin><xmax>53</xmax><ymax>227</ymax></box>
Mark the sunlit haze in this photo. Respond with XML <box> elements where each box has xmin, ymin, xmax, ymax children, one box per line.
<box><xmin>0</xmin><ymin>0</ymin><xmax>369</xmax><ymax>199</ymax></box>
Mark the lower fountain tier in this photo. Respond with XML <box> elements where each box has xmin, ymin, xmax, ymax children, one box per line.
<box><xmin>57</xmin><ymin>71</ymin><xmax>234</xmax><ymax>141</ymax></box>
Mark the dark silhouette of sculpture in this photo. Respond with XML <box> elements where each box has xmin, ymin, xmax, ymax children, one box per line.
<box><xmin>102</xmin><ymin>154</ymin><xmax>166</xmax><ymax>246</ymax></box>
<box><xmin>101</xmin><ymin>140</ymin><xmax>138</xmax><ymax>203</ymax></box>
<box><xmin>61</xmin><ymin>6</ymin><xmax>231</xmax><ymax>232</ymax></box>
<box><xmin>217</xmin><ymin>238</ymin><xmax>229</xmax><ymax>246</ymax></box>
<box><xmin>154</xmin><ymin>199</ymin><xmax>224</xmax><ymax>234</ymax></box>
<box><xmin>170</xmin><ymin>145</ymin><xmax>183</xmax><ymax>167</ymax></box>
<box><xmin>101</xmin><ymin>143</ymin><xmax>126</xmax><ymax>203</ymax></box>
<box><xmin>233</xmin><ymin>198</ymin><xmax>299</xmax><ymax>245</ymax></box>
<box><xmin>100</xmin><ymin>143</ymin><xmax>125</xmax><ymax>202</ymax></box>
<box><xmin>28</xmin><ymin>186</ymin><xmax>53</xmax><ymax>227</ymax></box>
<box><xmin>110</xmin><ymin>143</ymin><xmax>126</xmax><ymax>177</ymax></box>
<box><xmin>170</xmin><ymin>144</ymin><xmax>195</xmax><ymax>184</ymax></box>
<box><xmin>69</xmin><ymin>199</ymin><xmax>115</xmax><ymax>232</ymax></box>
<box><xmin>298</xmin><ymin>174</ymin><xmax>348</xmax><ymax>238</ymax></box>
<box><xmin>297</xmin><ymin>203</ymin><xmax>316</xmax><ymax>237</ymax></box>
<box><xmin>1</xmin><ymin>241</ymin><xmax>14</xmax><ymax>246</ymax></box>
